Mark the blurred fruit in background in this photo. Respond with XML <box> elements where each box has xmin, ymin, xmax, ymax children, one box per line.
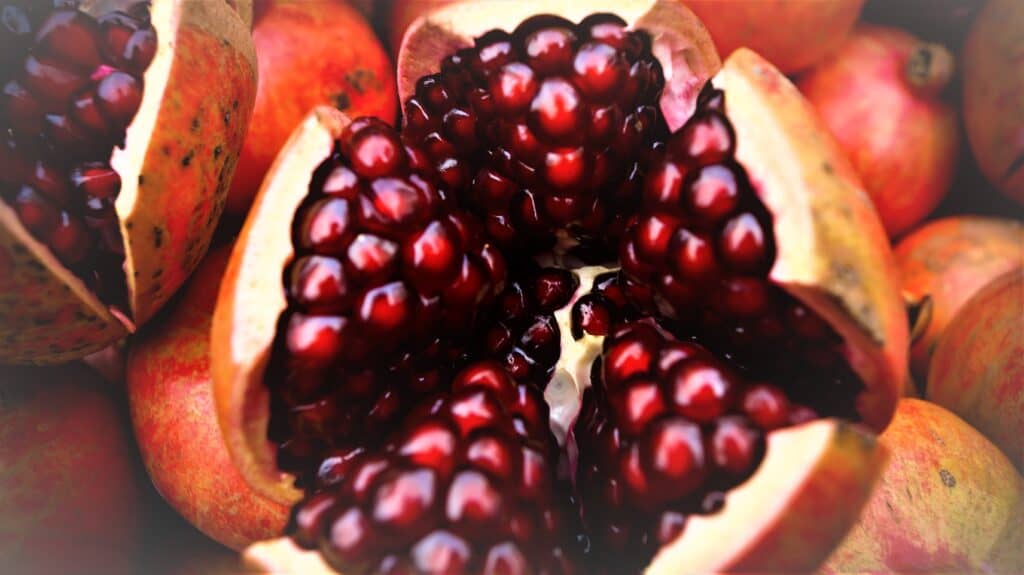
<box><xmin>127</xmin><ymin>243</ymin><xmax>290</xmax><ymax>551</ymax></box>
<box><xmin>799</xmin><ymin>26</ymin><xmax>959</xmax><ymax>237</ymax></box>
<box><xmin>683</xmin><ymin>0</ymin><xmax>865</xmax><ymax>74</ymax></box>
<box><xmin>227</xmin><ymin>0</ymin><xmax>398</xmax><ymax>217</ymax></box>
<box><xmin>963</xmin><ymin>0</ymin><xmax>1024</xmax><ymax>207</ymax></box>
<box><xmin>895</xmin><ymin>216</ymin><xmax>1024</xmax><ymax>381</ymax></box>
<box><xmin>821</xmin><ymin>398</ymin><xmax>1024</xmax><ymax>574</ymax></box>
<box><xmin>0</xmin><ymin>365</ymin><xmax>144</xmax><ymax>574</ymax></box>
<box><xmin>927</xmin><ymin>268</ymin><xmax>1024</xmax><ymax>472</ymax></box>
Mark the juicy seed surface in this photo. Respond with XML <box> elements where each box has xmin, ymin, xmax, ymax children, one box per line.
<box><xmin>402</xmin><ymin>13</ymin><xmax>668</xmax><ymax>260</ymax></box>
<box><xmin>0</xmin><ymin>0</ymin><xmax>155</xmax><ymax>307</ymax></box>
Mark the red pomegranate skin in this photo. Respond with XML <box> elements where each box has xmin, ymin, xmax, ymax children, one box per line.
<box><xmin>227</xmin><ymin>0</ymin><xmax>398</xmax><ymax>217</ymax></box>
<box><xmin>127</xmin><ymin>244</ymin><xmax>290</xmax><ymax>551</ymax></box>
<box><xmin>0</xmin><ymin>365</ymin><xmax>144</xmax><ymax>574</ymax></box>
<box><xmin>798</xmin><ymin>25</ymin><xmax>959</xmax><ymax>237</ymax></box>
<box><xmin>685</xmin><ymin>0</ymin><xmax>864</xmax><ymax>74</ymax></box>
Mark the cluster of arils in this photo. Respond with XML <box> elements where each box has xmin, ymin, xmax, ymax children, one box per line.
<box><xmin>262</xmin><ymin>13</ymin><xmax>868</xmax><ymax>575</ymax></box>
<box><xmin>402</xmin><ymin>12</ymin><xmax>667</xmax><ymax>259</ymax></box>
<box><xmin>1</xmin><ymin>1</ymin><xmax>156</xmax><ymax>304</ymax></box>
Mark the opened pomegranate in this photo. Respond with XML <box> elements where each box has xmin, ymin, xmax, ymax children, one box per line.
<box><xmin>797</xmin><ymin>25</ymin><xmax>959</xmax><ymax>237</ymax></box>
<box><xmin>211</xmin><ymin>2</ymin><xmax>906</xmax><ymax>573</ymax></box>
<box><xmin>0</xmin><ymin>0</ymin><xmax>256</xmax><ymax>364</ymax></box>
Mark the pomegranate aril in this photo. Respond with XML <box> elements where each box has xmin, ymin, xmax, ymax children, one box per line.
<box><xmin>288</xmin><ymin>255</ymin><xmax>350</xmax><ymax>313</ymax></box>
<box><xmin>321</xmin><ymin>507</ymin><xmax>378</xmax><ymax>568</ymax></box>
<box><xmin>97</xmin><ymin>11</ymin><xmax>139</xmax><ymax>68</ymax></box>
<box><xmin>94</xmin><ymin>70</ymin><xmax>142</xmax><ymax>127</ymax></box>
<box><xmin>70</xmin><ymin>162</ymin><xmax>119</xmax><ymax>199</ymax></box>
<box><xmin>709</xmin><ymin>416</ymin><xmax>763</xmax><ymax>476</ymax></box>
<box><xmin>288</xmin><ymin>491</ymin><xmax>337</xmax><ymax>550</ymax></box>
<box><xmin>35</xmin><ymin>9</ymin><xmax>101</xmax><ymax>70</ymax></box>
<box><xmin>668</xmin><ymin>110</ymin><xmax>734</xmax><ymax>164</ymax></box>
<box><xmin>12</xmin><ymin>186</ymin><xmax>59</xmax><ymax>235</ymax></box>
<box><xmin>687</xmin><ymin>164</ymin><xmax>740</xmax><ymax>222</ymax></box>
<box><xmin>3</xmin><ymin>81</ymin><xmax>44</xmax><ymax>133</ymax></box>
<box><xmin>741</xmin><ymin>384</ymin><xmax>791</xmax><ymax>431</ymax></box>
<box><xmin>20</xmin><ymin>53</ymin><xmax>86</xmax><ymax>109</ymax></box>
<box><xmin>121</xmin><ymin>26</ymin><xmax>155</xmax><ymax>73</ymax></box>
<box><xmin>48</xmin><ymin>210</ymin><xmax>90</xmax><ymax>265</ymax></box>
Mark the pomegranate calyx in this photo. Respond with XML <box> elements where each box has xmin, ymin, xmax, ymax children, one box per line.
<box><xmin>905</xmin><ymin>43</ymin><xmax>954</xmax><ymax>97</ymax></box>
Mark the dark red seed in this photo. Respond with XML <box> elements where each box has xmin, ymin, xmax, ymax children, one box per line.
<box><xmin>321</xmin><ymin>165</ymin><xmax>361</xmax><ymax>199</ymax></box>
<box><xmin>348</xmin><ymin>127</ymin><xmax>404</xmax><ymax>179</ymax></box>
<box><xmin>666</xmin><ymin>360</ymin><xmax>736</xmax><ymax>423</ymax></box>
<box><xmin>70</xmin><ymin>163</ymin><xmax>120</xmax><ymax>199</ymax></box>
<box><xmin>44</xmin><ymin>114</ymin><xmax>90</xmax><ymax>151</ymax></box>
<box><xmin>529</xmin><ymin>77</ymin><xmax>582</xmax><ymax>143</ymax></box>
<box><xmin>445</xmin><ymin>469</ymin><xmax>503</xmax><ymax>529</ymax></box>
<box><xmin>465</xmin><ymin>433</ymin><xmax>516</xmax><ymax>479</ymax></box>
<box><xmin>285</xmin><ymin>313</ymin><xmax>348</xmax><ymax>366</ymax></box>
<box><xmin>572</xmin><ymin>41</ymin><xmax>625</xmax><ymax>101</ymax></box>
<box><xmin>35</xmin><ymin>9</ymin><xmax>102</xmax><ymax>70</ymax></box>
<box><xmin>397</xmin><ymin>420</ymin><xmax>457</xmax><ymax>476</ymax></box>
<box><xmin>322</xmin><ymin>507</ymin><xmax>376</xmax><ymax>567</ymax></box>
<box><xmin>3</xmin><ymin>81</ymin><xmax>44</xmax><ymax>133</ymax></box>
<box><xmin>610</xmin><ymin>379</ymin><xmax>665</xmax><ymax>437</ymax></box>
<box><xmin>604</xmin><ymin>331</ymin><xmax>655</xmax><ymax>387</ymax></box>
<box><xmin>403</xmin><ymin>220</ymin><xmax>459</xmax><ymax>293</ymax></box>
<box><xmin>670</xmin><ymin>111</ymin><xmax>734</xmax><ymax>165</ymax></box>
<box><xmin>371</xmin><ymin>468</ymin><xmax>438</xmax><ymax>531</ymax></box>
<box><xmin>643</xmin><ymin>161</ymin><xmax>687</xmax><ymax>213</ymax></box>
<box><xmin>656</xmin><ymin>511</ymin><xmax>687</xmax><ymax>545</ymax></box>
<box><xmin>48</xmin><ymin>211</ymin><xmax>90</xmax><ymax>265</ymax></box>
<box><xmin>670</xmin><ymin>229</ymin><xmax>718</xmax><ymax>281</ymax></box>
<box><xmin>572</xmin><ymin>294</ymin><xmax>612</xmax><ymax>338</ymax></box>
<box><xmin>21</xmin><ymin>54</ymin><xmax>87</xmax><ymax>108</ymax></box>
<box><xmin>543</xmin><ymin>147</ymin><xmax>585</xmax><ymax>190</ymax></box>
<box><xmin>289</xmin><ymin>492</ymin><xmax>337</xmax><ymax>549</ymax></box>
<box><xmin>410</xmin><ymin>530</ymin><xmax>471</xmax><ymax>574</ymax></box>
<box><xmin>449</xmin><ymin>389</ymin><xmax>501</xmax><ymax>437</ymax></box>
<box><xmin>94</xmin><ymin>70</ymin><xmax>143</xmax><ymax>127</ymax></box>
<box><xmin>490</xmin><ymin>62</ymin><xmax>537</xmax><ymax>115</ymax></box>
<box><xmin>720</xmin><ymin>213</ymin><xmax>769</xmax><ymax>272</ymax></box>
<box><xmin>71</xmin><ymin>90</ymin><xmax>111</xmax><ymax>135</ymax></box>
<box><xmin>484</xmin><ymin>543</ymin><xmax>530</xmax><ymax>575</ymax></box>
<box><xmin>524</xmin><ymin>27</ymin><xmax>575</xmax><ymax>76</ymax></box>
<box><xmin>741</xmin><ymin>384</ymin><xmax>790</xmax><ymax>431</ymax></box>
<box><xmin>634</xmin><ymin>213</ymin><xmax>679</xmax><ymax>264</ymax></box>
<box><xmin>344</xmin><ymin>233</ymin><xmax>398</xmax><ymax>283</ymax></box>
<box><xmin>298</xmin><ymin>197</ymin><xmax>352</xmax><ymax>254</ymax></box>
<box><xmin>709</xmin><ymin>416</ymin><xmax>763</xmax><ymax>475</ymax></box>
<box><xmin>98</xmin><ymin>11</ymin><xmax>140</xmax><ymax>67</ymax></box>
<box><xmin>122</xmin><ymin>27</ymin><xmax>156</xmax><ymax>73</ymax></box>
<box><xmin>640</xmin><ymin>418</ymin><xmax>705</xmax><ymax>502</ymax></box>
<box><xmin>289</xmin><ymin>255</ymin><xmax>349</xmax><ymax>313</ymax></box>
<box><xmin>718</xmin><ymin>277</ymin><xmax>771</xmax><ymax>318</ymax></box>
<box><xmin>357</xmin><ymin>281</ymin><xmax>411</xmax><ymax>334</ymax></box>
<box><xmin>687</xmin><ymin>164</ymin><xmax>739</xmax><ymax>222</ymax></box>
<box><xmin>13</xmin><ymin>186</ymin><xmax>59</xmax><ymax>236</ymax></box>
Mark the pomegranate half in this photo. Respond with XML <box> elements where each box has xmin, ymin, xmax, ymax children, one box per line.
<box><xmin>0</xmin><ymin>0</ymin><xmax>257</xmax><ymax>364</ymax></box>
<box><xmin>211</xmin><ymin>2</ymin><xmax>906</xmax><ymax>572</ymax></box>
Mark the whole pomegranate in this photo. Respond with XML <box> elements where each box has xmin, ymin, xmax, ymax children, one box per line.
<box><xmin>798</xmin><ymin>25</ymin><xmax>959</xmax><ymax>237</ymax></box>
<box><xmin>127</xmin><ymin>243</ymin><xmax>290</xmax><ymax>551</ymax></box>
<box><xmin>895</xmin><ymin>216</ymin><xmax>1024</xmax><ymax>381</ymax></box>
<box><xmin>206</xmin><ymin>2</ymin><xmax>905</xmax><ymax>573</ymax></box>
<box><xmin>684</xmin><ymin>0</ymin><xmax>865</xmax><ymax>74</ymax></box>
<box><xmin>822</xmin><ymin>399</ymin><xmax>1024</xmax><ymax>573</ymax></box>
<box><xmin>226</xmin><ymin>0</ymin><xmax>397</xmax><ymax>217</ymax></box>
<box><xmin>964</xmin><ymin>0</ymin><xmax>1024</xmax><ymax>207</ymax></box>
<box><xmin>927</xmin><ymin>268</ymin><xmax>1024</xmax><ymax>472</ymax></box>
<box><xmin>0</xmin><ymin>364</ymin><xmax>144</xmax><ymax>574</ymax></box>
<box><xmin>0</xmin><ymin>0</ymin><xmax>257</xmax><ymax>364</ymax></box>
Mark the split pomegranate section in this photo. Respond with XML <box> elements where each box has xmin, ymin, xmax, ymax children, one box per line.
<box><xmin>211</xmin><ymin>8</ymin><xmax>906</xmax><ymax>575</ymax></box>
<box><xmin>1</xmin><ymin>1</ymin><xmax>154</xmax><ymax>306</ymax></box>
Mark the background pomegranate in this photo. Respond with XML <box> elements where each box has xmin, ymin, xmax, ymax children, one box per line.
<box><xmin>822</xmin><ymin>399</ymin><xmax>1024</xmax><ymax>574</ymax></box>
<box><xmin>798</xmin><ymin>25</ymin><xmax>959</xmax><ymax>237</ymax></box>
<box><xmin>387</xmin><ymin>0</ymin><xmax>457</xmax><ymax>54</ymax></box>
<box><xmin>927</xmin><ymin>268</ymin><xmax>1024</xmax><ymax>472</ymax></box>
<box><xmin>895</xmin><ymin>216</ymin><xmax>1024</xmax><ymax>381</ymax></box>
<box><xmin>226</xmin><ymin>0</ymin><xmax>397</xmax><ymax>217</ymax></box>
<box><xmin>0</xmin><ymin>0</ymin><xmax>257</xmax><ymax>364</ymax></box>
<box><xmin>0</xmin><ymin>364</ymin><xmax>144</xmax><ymax>574</ymax></box>
<box><xmin>127</xmin><ymin>243</ymin><xmax>290</xmax><ymax>551</ymax></box>
<box><xmin>963</xmin><ymin>0</ymin><xmax>1024</xmax><ymax>207</ymax></box>
<box><xmin>683</xmin><ymin>0</ymin><xmax>865</xmax><ymax>74</ymax></box>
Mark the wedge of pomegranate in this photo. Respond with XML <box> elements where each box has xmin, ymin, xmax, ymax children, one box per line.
<box><xmin>211</xmin><ymin>5</ymin><xmax>905</xmax><ymax>573</ymax></box>
<box><xmin>0</xmin><ymin>0</ymin><xmax>257</xmax><ymax>364</ymax></box>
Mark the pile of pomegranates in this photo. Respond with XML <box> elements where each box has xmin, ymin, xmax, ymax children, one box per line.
<box><xmin>2</xmin><ymin>0</ymin><xmax>1023</xmax><ymax>574</ymax></box>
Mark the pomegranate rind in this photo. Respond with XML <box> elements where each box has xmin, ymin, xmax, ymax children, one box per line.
<box><xmin>821</xmin><ymin>399</ymin><xmax>1024</xmax><ymax>573</ymax></box>
<box><xmin>963</xmin><ymin>0</ymin><xmax>1024</xmax><ymax>206</ymax></box>
<box><xmin>0</xmin><ymin>207</ymin><xmax>127</xmax><ymax>364</ymax></box>
<box><xmin>114</xmin><ymin>0</ymin><xmax>257</xmax><ymax>326</ymax></box>
<box><xmin>927</xmin><ymin>268</ymin><xmax>1024</xmax><ymax>472</ymax></box>
<box><xmin>713</xmin><ymin>48</ymin><xmax>907</xmax><ymax>431</ymax></box>
<box><xmin>0</xmin><ymin>0</ymin><xmax>257</xmax><ymax>364</ymax></box>
<box><xmin>212</xmin><ymin>107</ymin><xmax>351</xmax><ymax>506</ymax></box>
<box><xmin>395</xmin><ymin>0</ymin><xmax>720</xmax><ymax>131</ymax></box>
<box><xmin>237</xmin><ymin>420</ymin><xmax>885</xmax><ymax>574</ymax></box>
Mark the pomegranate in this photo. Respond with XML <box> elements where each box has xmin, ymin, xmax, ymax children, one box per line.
<box><xmin>797</xmin><ymin>26</ymin><xmax>959</xmax><ymax>237</ymax></box>
<box><xmin>895</xmin><ymin>216</ymin><xmax>1024</xmax><ymax>381</ymax></box>
<box><xmin>210</xmin><ymin>2</ymin><xmax>906</xmax><ymax>572</ymax></box>
<box><xmin>227</xmin><ymin>0</ymin><xmax>397</xmax><ymax>217</ymax></box>
<box><xmin>0</xmin><ymin>0</ymin><xmax>257</xmax><ymax>364</ymax></box>
<box><xmin>0</xmin><ymin>364</ymin><xmax>144</xmax><ymax>574</ymax></box>
<box><xmin>127</xmin><ymin>243</ymin><xmax>290</xmax><ymax>551</ymax></box>
<box><xmin>861</xmin><ymin>0</ymin><xmax>982</xmax><ymax>46</ymax></box>
<box><xmin>822</xmin><ymin>399</ymin><xmax>1024</xmax><ymax>573</ymax></box>
<box><xmin>963</xmin><ymin>0</ymin><xmax>1024</xmax><ymax>207</ymax></box>
<box><xmin>683</xmin><ymin>0</ymin><xmax>865</xmax><ymax>74</ymax></box>
<box><xmin>927</xmin><ymin>268</ymin><xmax>1024</xmax><ymax>472</ymax></box>
<box><xmin>388</xmin><ymin>0</ymin><xmax>457</xmax><ymax>54</ymax></box>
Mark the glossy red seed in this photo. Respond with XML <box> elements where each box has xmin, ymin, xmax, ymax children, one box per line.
<box><xmin>70</xmin><ymin>163</ymin><xmax>120</xmax><ymax>199</ymax></box>
<box><xmin>718</xmin><ymin>277</ymin><xmax>770</xmax><ymax>318</ymax></box>
<box><xmin>398</xmin><ymin>421</ymin><xmax>457</xmax><ymax>476</ymax></box>
<box><xmin>484</xmin><ymin>543</ymin><xmax>530</xmax><ymax>575</ymax></box>
<box><xmin>85</xmin><ymin>68</ymin><xmax>131</xmax><ymax>128</ymax></box>
<box><xmin>290</xmin><ymin>492</ymin><xmax>336</xmax><ymax>549</ymax></box>
<box><xmin>666</xmin><ymin>360</ymin><xmax>736</xmax><ymax>423</ymax></box>
<box><xmin>3</xmin><ymin>81</ymin><xmax>44</xmax><ymax>133</ymax></box>
<box><xmin>656</xmin><ymin>511</ymin><xmax>687</xmax><ymax>545</ymax></box>
<box><xmin>122</xmin><ymin>27</ymin><xmax>156</xmax><ymax>73</ymax></box>
<box><xmin>70</xmin><ymin>90</ymin><xmax>110</xmax><ymax>135</ymax></box>
<box><xmin>670</xmin><ymin>111</ymin><xmax>734</xmax><ymax>165</ymax></box>
<box><xmin>709</xmin><ymin>416</ymin><xmax>762</xmax><ymax>475</ymax></box>
<box><xmin>525</xmin><ymin>27</ymin><xmax>575</xmax><ymax>76</ymax></box>
<box><xmin>490</xmin><ymin>62</ymin><xmax>537</xmax><ymax>115</ymax></box>
<box><xmin>372</xmin><ymin>468</ymin><xmax>437</xmax><ymax>530</ymax></box>
<box><xmin>687</xmin><ymin>164</ymin><xmax>739</xmax><ymax>222</ymax></box>
<box><xmin>21</xmin><ymin>54</ymin><xmax>87</xmax><ymax>108</ymax></box>
<box><xmin>741</xmin><ymin>384</ymin><xmax>790</xmax><ymax>431</ymax></box>
<box><xmin>641</xmin><ymin>418</ymin><xmax>705</xmax><ymax>501</ymax></box>
<box><xmin>670</xmin><ymin>229</ymin><xmax>718</xmax><ymax>281</ymax></box>
<box><xmin>48</xmin><ymin>211</ymin><xmax>90</xmax><ymax>265</ymax></box>
<box><xmin>35</xmin><ymin>9</ymin><xmax>102</xmax><ymax>70</ymax></box>
<box><xmin>13</xmin><ymin>186</ymin><xmax>59</xmax><ymax>235</ymax></box>
<box><xmin>298</xmin><ymin>198</ymin><xmax>352</xmax><ymax>254</ymax></box>
<box><xmin>449</xmin><ymin>389</ymin><xmax>501</xmax><ymax>437</ymax></box>
<box><xmin>357</xmin><ymin>281</ymin><xmax>411</xmax><ymax>333</ymax></box>
<box><xmin>285</xmin><ymin>313</ymin><xmax>347</xmax><ymax>365</ymax></box>
<box><xmin>572</xmin><ymin>41</ymin><xmax>624</xmax><ymax>101</ymax></box>
<box><xmin>466</xmin><ymin>433</ymin><xmax>516</xmax><ymax>479</ymax></box>
<box><xmin>634</xmin><ymin>213</ymin><xmax>679</xmax><ymax>264</ymax></box>
<box><xmin>611</xmin><ymin>379</ymin><xmax>665</xmax><ymax>437</ymax></box>
<box><xmin>348</xmin><ymin>128</ymin><xmax>404</xmax><ymax>179</ymax></box>
<box><xmin>403</xmin><ymin>220</ymin><xmax>459</xmax><ymax>293</ymax></box>
<box><xmin>289</xmin><ymin>255</ymin><xmax>349</xmax><ymax>312</ymax></box>
<box><xmin>720</xmin><ymin>213</ymin><xmax>769</xmax><ymax>272</ymax></box>
<box><xmin>643</xmin><ymin>161</ymin><xmax>687</xmax><ymax>213</ymax></box>
<box><xmin>529</xmin><ymin>77</ymin><xmax>581</xmax><ymax>142</ymax></box>
<box><xmin>321</xmin><ymin>165</ymin><xmax>361</xmax><ymax>199</ymax></box>
<box><xmin>604</xmin><ymin>333</ymin><xmax>654</xmax><ymax>387</ymax></box>
<box><xmin>445</xmin><ymin>469</ymin><xmax>503</xmax><ymax>528</ymax></box>
<box><xmin>322</xmin><ymin>507</ymin><xmax>376</xmax><ymax>566</ymax></box>
<box><xmin>345</xmin><ymin>233</ymin><xmax>398</xmax><ymax>283</ymax></box>
<box><xmin>411</xmin><ymin>531</ymin><xmax>471</xmax><ymax>574</ymax></box>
